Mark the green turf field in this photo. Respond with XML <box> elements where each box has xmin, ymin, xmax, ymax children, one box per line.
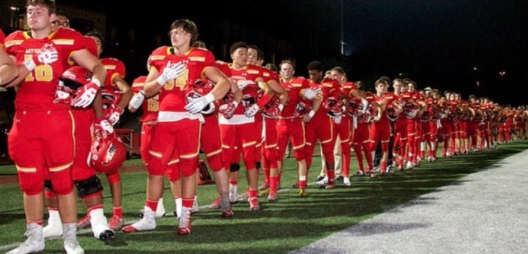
<box><xmin>1</xmin><ymin>140</ymin><xmax>527</xmax><ymax>254</ymax></box>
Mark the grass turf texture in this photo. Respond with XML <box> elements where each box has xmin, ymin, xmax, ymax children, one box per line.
<box><xmin>1</xmin><ymin>140</ymin><xmax>527</xmax><ymax>253</ymax></box>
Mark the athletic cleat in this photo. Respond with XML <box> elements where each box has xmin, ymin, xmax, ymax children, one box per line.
<box><xmin>209</xmin><ymin>196</ymin><xmax>221</xmax><ymax>209</ymax></box>
<box><xmin>192</xmin><ymin>198</ymin><xmax>199</xmax><ymax>213</ymax></box>
<box><xmin>298</xmin><ymin>187</ymin><xmax>308</xmax><ymax>197</ymax></box>
<box><xmin>63</xmin><ymin>239</ymin><xmax>84</xmax><ymax>254</ymax></box>
<box><xmin>406</xmin><ymin>161</ymin><xmax>414</xmax><ymax>169</ymax></box>
<box><xmin>258</xmin><ymin>180</ymin><xmax>270</xmax><ymax>191</ymax></box>
<box><xmin>109</xmin><ymin>215</ymin><xmax>124</xmax><ymax>231</ymax></box>
<box><xmin>43</xmin><ymin>223</ymin><xmax>63</xmax><ymax>239</ymax></box>
<box><xmin>62</xmin><ymin>223</ymin><xmax>84</xmax><ymax>254</ymax></box>
<box><xmin>325</xmin><ymin>179</ymin><xmax>335</xmax><ymax>189</ymax></box>
<box><xmin>248</xmin><ymin>197</ymin><xmax>260</xmax><ymax>211</ymax></box>
<box><xmin>177</xmin><ymin>208</ymin><xmax>192</xmax><ymax>235</ymax></box>
<box><xmin>258</xmin><ymin>187</ymin><xmax>270</xmax><ymax>197</ymax></box>
<box><xmin>267</xmin><ymin>192</ymin><xmax>277</xmax><ymax>202</ymax></box>
<box><xmin>220</xmin><ymin>194</ymin><xmax>234</xmax><ymax>218</ymax></box>
<box><xmin>7</xmin><ymin>224</ymin><xmax>45</xmax><ymax>254</ymax></box>
<box><xmin>97</xmin><ymin>229</ymin><xmax>115</xmax><ymax>241</ymax></box>
<box><xmin>343</xmin><ymin>176</ymin><xmax>351</xmax><ymax>186</ymax></box>
<box><xmin>77</xmin><ymin>214</ymin><xmax>91</xmax><ymax>229</ymax></box>
<box><xmin>229</xmin><ymin>185</ymin><xmax>238</xmax><ymax>203</ymax></box>
<box><xmin>122</xmin><ymin>207</ymin><xmax>156</xmax><ymax>233</ymax></box>
<box><xmin>315</xmin><ymin>176</ymin><xmax>328</xmax><ymax>185</ymax></box>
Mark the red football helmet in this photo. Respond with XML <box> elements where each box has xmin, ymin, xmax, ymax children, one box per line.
<box><xmin>60</xmin><ymin>66</ymin><xmax>92</xmax><ymax>94</ymax></box>
<box><xmin>262</xmin><ymin>95</ymin><xmax>280</xmax><ymax>118</ymax></box>
<box><xmin>322</xmin><ymin>97</ymin><xmax>345</xmax><ymax>117</ymax></box>
<box><xmin>101</xmin><ymin>89</ymin><xmax>123</xmax><ymax>117</ymax></box>
<box><xmin>385</xmin><ymin>104</ymin><xmax>399</xmax><ymax>122</ymax></box>
<box><xmin>404</xmin><ymin>103</ymin><xmax>419</xmax><ymax>119</ymax></box>
<box><xmin>294</xmin><ymin>100</ymin><xmax>313</xmax><ymax>118</ymax></box>
<box><xmin>88</xmin><ymin>136</ymin><xmax>127</xmax><ymax>174</ymax></box>
<box><xmin>347</xmin><ymin>99</ymin><xmax>360</xmax><ymax>117</ymax></box>
<box><xmin>185</xmin><ymin>78</ymin><xmax>216</xmax><ymax>115</ymax></box>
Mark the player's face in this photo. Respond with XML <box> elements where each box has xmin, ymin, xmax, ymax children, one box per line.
<box><xmin>89</xmin><ymin>36</ymin><xmax>103</xmax><ymax>56</ymax></box>
<box><xmin>330</xmin><ymin>71</ymin><xmax>345</xmax><ymax>84</ymax></box>
<box><xmin>231</xmin><ymin>47</ymin><xmax>248</xmax><ymax>67</ymax></box>
<box><xmin>308</xmin><ymin>69</ymin><xmax>322</xmax><ymax>82</ymax></box>
<box><xmin>247</xmin><ymin>48</ymin><xmax>258</xmax><ymax>65</ymax></box>
<box><xmin>280</xmin><ymin>63</ymin><xmax>294</xmax><ymax>80</ymax></box>
<box><xmin>169</xmin><ymin>27</ymin><xmax>191</xmax><ymax>48</ymax></box>
<box><xmin>51</xmin><ymin>15</ymin><xmax>69</xmax><ymax>30</ymax></box>
<box><xmin>27</xmin><ymin>5</ymin><xmax>54</xmax><ymax>31</ymax></box>
<box><xmin>392</xmin><ymin>82</ymin><xmax>402</xmax><ymax>93</ymax></box>
<box><xmin>407</xmin><ymin>83</ymin><xmax>415</xmax><ymax>93</ymax></box>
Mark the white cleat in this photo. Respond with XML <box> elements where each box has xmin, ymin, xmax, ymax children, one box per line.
<box><xmin>43</xmin><ymin>223</ymin><xmax>63</xmax><ymax>239</ymax></box>
<box><xmin>64</xmin><ymin>239</ymin><xmax>84</xmax><ymax>254</ymax></box>
<box><xmin>343</xmin><ymin>176</ymin><xmax>351</xmax><ymax>186</ymax></box>
<box><xmin>7</xmin><ymin>223</ymin><xmax>45</xmax><ymax>254</ymax></box>
<box><xmin>406</xmin><ymin>161</ymin><xmax>414</xmax><ymax>169</ymax></box>
<box><xmin>315</xmin><ymin>176</ymin><xmax>328</xmax><ymax>185</ymax></box>
<box><xmin>122</xmin><ymin>207</ymin><xmax>156</xmax><ymax>233</ymax></box>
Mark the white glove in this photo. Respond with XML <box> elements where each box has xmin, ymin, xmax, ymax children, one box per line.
<box><xmin>185</xmin><ymin>93</ymin><xmax>215</xmax><ymax>114</ymax></box>
<box><xmin>95</xmin><ymin>118</ymin><xmax>114</xmax><ymax>139</ymax></box>
<box><xmin>278</xmin><ymin>104</ymin><xmax>284</xmax><ymax>112</ymax></box>
<box><xmin>156</xmin><ymin>61</ymin><xmax>186</xmax><ymax>85</ymax></box>
<box><xmin>71</xmin><ymin>79</ymin><xmax>101</xmax><ymax>108</ymax></box>
<box><xmin>244</xmin><ymin>104</ymin><xmax>260</xmax><ymax>117</ymax></box>
<box><xmin>303</xmin><ymin>89</ymin><xmax>317</xmax><ymax>100</ymax></box>
<box><xmin>333</xmin><ymin>115</ymin><xmax>342</xmax><ymax>124</ymax></box>
<box><xmin>237</xmin><ymin>80</ymin><xmax>256</xmax><ymax>90</ymax></box>
<box><xmin>24</xmin><ymin>50</ymin><xmax>59</xmax><ymax>71</ymax></box>
<box><xmin>53</xmin><ymin>81</ymin><xmax>73</xmax><ymax>104</ymax></box>
<box><xmin>129</xmin><ymin>91</ymin><xmax>145</xmax><ymax>110</ymax></box>
<box><xmin>107</xmin><ymin>108</ymin><xmax>124</xmax><ymax>125</ymax></box>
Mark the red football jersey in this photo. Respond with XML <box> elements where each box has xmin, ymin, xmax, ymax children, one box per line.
<box><xmin>309</xmin><ymin>77</ymin><xmax>341</xmax><ymax>119</ymax></box>
<box><xmin>229</xmin><ymin>64</ymin><xmax>264</xmax><ymax>116</ymax></box>
<box><xmin>280</xmin><ymin>77</ymin><xmax>310</xmax><ymax>118</ymax></box>
<box><xmin>5</xmin><ymin>28</ymin><xmax>87</xmax><ymax>110</ymax></box>
<box><xmin>0</xmin><ymin>29</ymin><xmax>5</xmax><ymax>48</ymax></box>
<box><xmin>148</xmin><ymin>46</ymin><xmax>215</xmax><ymax>112</ymax></box>
<box><xmin>101</xmin><ymin>57</ymin><xmax>126</xmax><ymax>89</ymax></box>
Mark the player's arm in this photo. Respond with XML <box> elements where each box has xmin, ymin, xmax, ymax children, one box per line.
<box><xmin>203</xmin><ymin>66</ymin><xmax>230</xmax><ymax>101</ymax></box>
<box><xmin>267</xmin><ymin>78</ymin><xmax>289</xmax><ymax>108</ymax></box>
<box><xmin>72</xmin><ymin>49</ymin><xmax>106</xmax><ymax>87</ymax></box>
<box><xmin>113</xmin><ymin>75</ymin><xmax>133</xmax><ymax>111</ymax></box>
<box><xmin>0</xmin><ymin>48</ymin><xmax>18</xmax><ymax>86</ymax></box>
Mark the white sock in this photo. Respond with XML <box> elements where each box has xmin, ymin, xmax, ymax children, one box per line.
<box><xmin>175</xmin><ymin>197</ymin><xmax>182</xmax><ymax>218</ymax></box>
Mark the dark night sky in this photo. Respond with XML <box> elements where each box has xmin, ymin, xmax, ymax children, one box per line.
<box><xmin>61</xmin><ymin>0</ymin><xmax>527</xmax><ymax>106</ymax></box>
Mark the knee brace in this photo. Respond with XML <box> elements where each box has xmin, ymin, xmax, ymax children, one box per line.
<box><xmin>74</xmin><ymin>175</ymin><xmax>103</xmax><ymax>198</ymax></box>
<box><xmin>230</xmin><ymin>163</ymin><xmax>241</xmax><ymax>172</ymax></box>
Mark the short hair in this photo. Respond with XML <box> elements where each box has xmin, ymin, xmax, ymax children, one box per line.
<box><xmin>170</xmin><ymin>19</ymin><xmax>198</xmax><ymax>44</ymax></box>
<box><xmin>85</xmin><ymin>31</ymin><xmax>105</xmax><ymax>49</ymax></box>
<box><xmin>26</xmin><ymin>0</ymin><xmax>56</xmax><ymax>14</ymax></box>
<box><xmin>264</xmin><ymin>63</ymin><xmax>278</xmax><ymax>72</ymax></box>
<box><xmin>280</xmin><ymin>59</ymin><xmax>295</xmax><ymax>69</ymax></box>
<box><xmin>229</xmin><ymin>42</ymin><xmax>248</xmax><ymax>55</ymax></box>
<box><xmin>307</xmin><ymin>61</ymin><xmax>323</xmax><ymax>72</ymax></box>
<box><xmin>355</xmin><ymin>81</ymin><xmax>365</xmax><ymax>91</ymax></box>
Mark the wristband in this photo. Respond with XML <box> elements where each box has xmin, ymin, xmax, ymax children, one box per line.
<box><xmin>278</xmin><ymin>104</ymin><xmax>284</xmax><ymax>112</ymax></box>
<box><xmin>91</xmin><ymin>78</ymin><xmax>101</xmax><ymax>88</ymax></box>
<box><xmin>24</xmin><ymin>58</ymin><xmax>37</xmax><ymax>71</ymax></box>
<box><xmin>308</xmin><ymin>110</ymin><xmax>316</xmax><ymax>118</ymax></box>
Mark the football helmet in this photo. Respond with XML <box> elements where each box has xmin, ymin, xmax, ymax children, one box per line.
<box><xmin>60</xmin><ymin>66</ymin><xmax>92</xmax><ymax>95</ymax></box>
<box><xmin>404</xmin><ymin>103</ymin><xmax>419</xmax><ymax>119</ymax></box>
<box><xmin>262</xmin><ymin>95</ymin><xmax>280</xmax><ymax>118</ymax></box>
<box><xmin>322</xmin><ymin>97</ymin><xmax>345</xmax><ymax>117</ymax></box>
<box><xmin>294</xmin><ymin>100</ymin><xmax>312</xmax><ymax>118</ymax></box>
<box><xmin>185</xmin><ymin>78</ymin><xmax>216</xmax><ymax>115</ymax></box>
<box><xmin>420</xmin><ymin>110</ymin><xmax>432</xmax><ymax>122</ymax></box>
<box><xmin>88</xmin><ymin>136</ymin><xmax>127</xmax><ymax>174</ymax></box>
<box><xmin>385</xmin><ymin>104</ymin><xmax>399</xmax><ymax>122</ymax></box>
